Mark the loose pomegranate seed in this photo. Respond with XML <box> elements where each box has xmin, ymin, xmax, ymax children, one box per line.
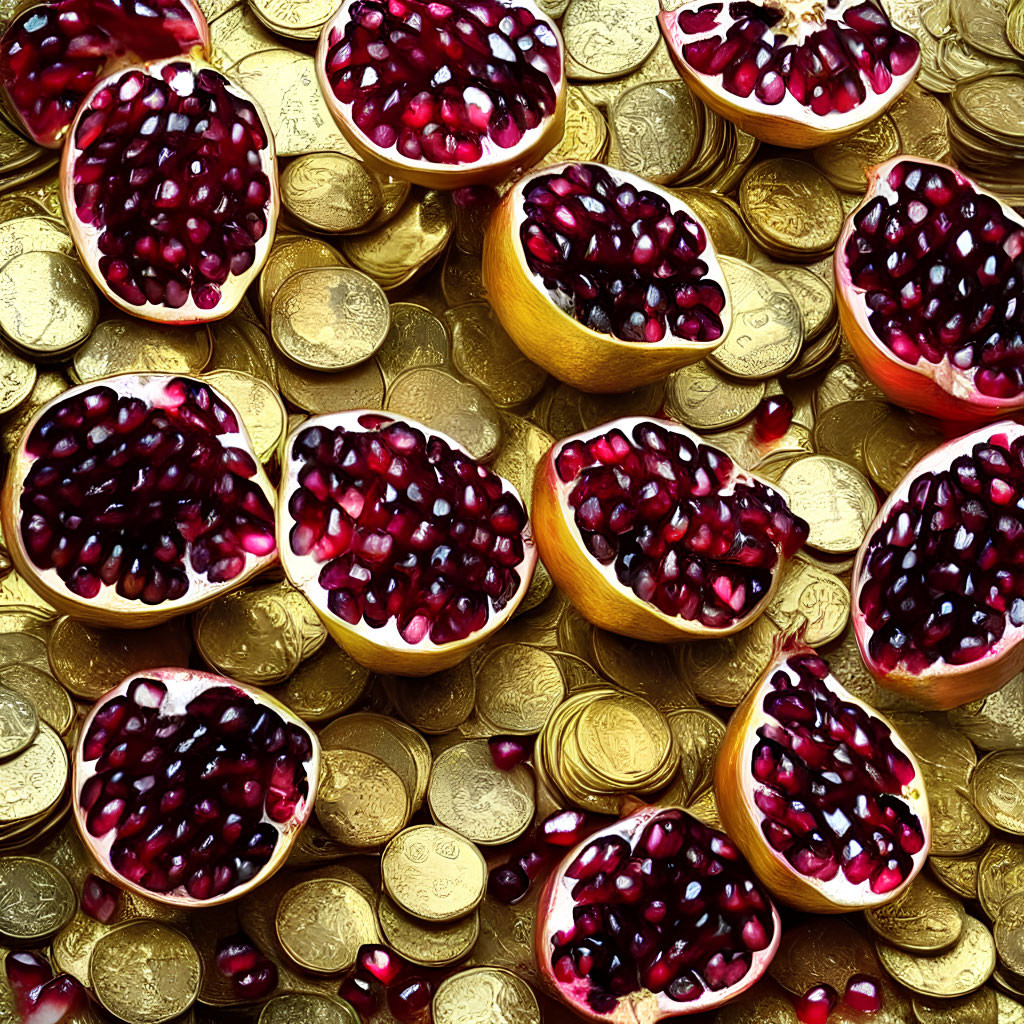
<box><xmin>339</xmin><ymin>976</ymin><xmax>378</xmax><ymax>1016</ymax></box>
<box><xmin>754</xmin><ymin>396</ymin><xmax>794</xmax><ymax>441</ymax></box>
<box><xmin>520</xmin><ymin>163</ymin><xmax>727</xmax><ymax>344</ymax></box>
<box><xmin>5</xmin><ymin>951</ymin><xmax>86</xmax><ymax>1024</ymax></box>
<box><xmin>387</xmin><ymin>977</ymin><xmax>433</xmax><ymax>1022</ymax></box>
<box><xmin>489</xmin><ymin>736</ymin><xmax>530</xmax><ymax>770</ymax></box>
<box><xmin>81</xmin><ymin>874</ymin><xmax>119</xmax><ymax>923</ymax></box>
<box><xmin>488</xmin><ymin>863</ymin><xmax>530</xmax><ymax>904</ymax></box>
<box><xmin>359</xmin><ymin>946</ymin><xmax>403</xmax><ymax>986</ymax></box>
<box><xmin>215</xmin><ymin>933</ymin><xmax>278</xmax><ymax>1000</ymax></box>
<box><xmin>844</xmin><ymin>973</ymin><xmax>883</xmax><ymax>1012</ymax></box>
<box><xmin>796</xmin><ymin>983</ymin><xmax>838</xmax><ymax>1024</ymax></box>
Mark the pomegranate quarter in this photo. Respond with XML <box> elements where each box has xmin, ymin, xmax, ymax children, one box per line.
<box><xmin>533</xmin><ymin>418</ymin><xmax>808</xmax><ymax>642</ymax></box>
<box><xmin>0</xmin><ymin>374</ymin><xmax>278</xmax><ymax>629</ymax></box>
<box><xmin>659</xmin><ymin>0</ymin><xmax>920</xmax><ymax>148</ymax></box>
<box><xmin>484</xmin><ymin>163</ymin><xmax>732</xmax><ymax>393</ymax></box>
<box><xmin>716</xmin><ymin>644</ymin><xmax>930</xmax><ymax>913</ymax></box>
<box><xmin>853</xmin><ymin>421</ymin><xmax>1024</xmax><ymax>710</ymax></box>
<box><xmin>316</xmin><ymin>0</ymin><xmax>566</xmax><ymax>188</ymax></box>
<box><xmin>279</xmin><ymin>411</ymin><xmax>538</xmax><ymax>676</ymax></box>
<box><xmin>74</xmin><ymin>669</ymin><xmax>320</xmax><ymax>907</ymax></box>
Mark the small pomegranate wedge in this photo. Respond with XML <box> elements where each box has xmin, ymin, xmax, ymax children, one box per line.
<box><xmin>74</xmin><ymin>668</ymin><xmax>319</xmax><ymax>906</ymax></box>
<box><xmin>0</xmin><ymin>0</ymin><xmax>210</xmax><ymax>148</ymax></box>
<box><xmin>853</xmin><ymin>421</ymin><xmax>1024</xmax><ymax>710</ymax></box>
<box><xmin>836</xmin><ymin>157</ymin><xmax>1024</xmax><ymax>424</ymax></box>
<box><xmin>279</xmin><ymin>411</ymin><xmax>537</xmax><ymax>675</ymax></box>
<box><xmin>716</xmin><ymin>643</ymin><xmax>930</xmax><ymax>913</ymax></box>
<box><xmin>537</xmin><ymin>806</ymin><xmax>780</xmax><ymax>1022</ymax></box>
<box><xmin>534</xmin><ymin>418</ymin><xmax>808</xmax><ymax>642</ymax></box>
<box><xmin>484</xmin><ymin>162</ymin><xmax>731</xmax><ymax>393</ymax></box>
<box><xmin>659</xmin><ymin>0</ymin><xmax>920</xmax><ymax>148</ymax></box>
<box><xmin>61</xmin><ymin>56</ymin><xmax>278</xmax><ymax>324</ymax></box>
<box><xmin>1</xmin><ymin>374</ymin><xmax>278</xmax><ymax>629</ymax></box>
<box><xmin>316</xmin><ymin>0</ymin><xmax>566</xmax><ymax>188</ymax></box>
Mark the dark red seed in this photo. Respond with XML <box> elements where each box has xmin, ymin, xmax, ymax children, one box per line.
<box><xmin>844</xmin><ymin>974</ymin><xmax>883</xmax><ymax>1013</ymax></box>
<box><xmin>754</xmin><ymin>396</ymin><xmax>794</xmax><ymax>441</ymax></box>
<box><xmin>81</xmin><ymin>874</ymin><xmax>119</xmax><ymax>923</ymax></box>
<box><xmin>489</xmin><ymin>736</ymin><xmax>530</xmax><ymax>770</ymax></box>
<box><xmin>387</xmin><ymin>978</ymin><xmax>433</xmax><ymax>1022</ymax></box>
<box><xmin>796</xmin><ymin>983</ymin><xmax>838</xmax><ymax>1024</ymax></box>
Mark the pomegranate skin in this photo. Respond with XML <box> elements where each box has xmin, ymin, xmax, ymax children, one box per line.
<box><xmin>484</xmin><ymin>163</ymin><xmax>732</xmax><ymax>394</ymax></box>
<box><xmin>278</xmin><ymin>410</ymin><xmax>538</xmax><ymax>676</ymax></box>
<box><xmin>852</xmin><ymin>420</ymin><xmax>1024</xmax><ymax>710</ymax></box>
<box><xmin>0</xmin><ymin>373</ymin><xmax>278</xmax><ymax>629</ymax></box>
<box><xmin>715</xmin><ymin>642</ymin><xmax>930</xmax><ymax>913</ymax></box>
<box><xmin>315</xmin><ymin>0</ymin><xmax>567</xmax><ymax>189</ymax></box>
<box><xmin>836</xmin><ymin>157</ymin><xmax>1024</xmax><ymax>424</ymax></box>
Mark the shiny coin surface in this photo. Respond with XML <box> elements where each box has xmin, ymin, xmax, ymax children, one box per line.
<box><xmin>375</xmin><ymin>302</ymin><xmax>450</xmax><ymax>387</ymax></box>
<box><xmin>201</xmin><ymin>369</ymin><xmax>286</xmax><ymax>463</ymax></box>
<box><xmin>432</xmin><ymin>966</ymin><xmax>542</xmax><ymax>1024</ymax></box>
<box><xmin>274</xmin><ymin>645</ymin><xmax>369</xmax><ymax>724</ymax></box>
<box><xmin>0</xmin><ymin>856</ymin><xmax>74</xmax><ymax>940</ymax></box>
<box><xmin>0</xmin><ymin>684</ymin><xmax>37</xmax><ymax>761</ymax></box>
<box><xmin>378</xmin><ymin>893</ymin><xmax>479</xmax><ymax>968</ymax></box>
<box><xmin>315</xmin><ymin>749</ymin><xmax>410</xmax><ymax>848</ymax></box>
<box><xmin>980</xmin><ymin>840</ymin><xmax>1024</xmax><ymax>920</ymax></box>
<box><xmin>971</xmin><ymin>751</ymin><xmax>1024</xmax><ymax>834</ymax></box>
<box><xmin>665</xmin><ymin>360</ymin><xmax>765</xmax><ymax>431</ymax></box>
<box><xmin>73</xmin><ymin>320</ymin><xmax>211</xmax><ymax>383</ymax></box>
<box><xmin>474</xmin><ymin>644</ymin><xmax>566</xmax><ymax>736</ymax></box>
<box><xmin>996</xmin><ymin>892</ymin><xmax>1024</xmax><ymax>977</ymax></box>
<box><xmin>912</xmin><ymin>989</ymin><xmax>998</xmax><ymax>1024</ymax></box>
<box><xmin>877</xmin><ymin>916</ymin><xmax>996</xmax><ymax>997</ymax></box>
<box><xmin>0</xmin><ymin>342</ymin><xmax>35</xmax><ymax>417</ymax></box>
<box><xmin>259</xmin><ymin>994</ymin><xmax>360</xmax><ymax>1024</ymax></box>
<box><xmin>865</xmin><ymin>873</ymin><xmax>966</xmax><ymax>953</ymax></box>
<box><xmin>0</xmin><ymin>663</ymin><xmax>73</xmax><ymax>735</ymax></box>
<box><xmin>258</xmin><ymin>235</ymin><xmax>346</xmax><ymax>318</ymax></box>
<box><xmin>280</xmin><ymin>153</ymin><xmax>382</xmax><ymax>233</ymax></box>
<box><xmin>0</xmin><ymin>724</ymin><xmax>67</xmax><ymax>825</ymax></box>
<box><xmin>562</xmin><ymin>0</ymin><xmax>660</xmax><ymax>77</ymax></box>
<box><xmin>277</xmin><ymin>356</ymin><xmax>385</xmax><ymax>416</ymax></box>
<box><xmin>865</xmin><ymin>411</ymin><xmax>945</xmax><ymax>494</ymax></box>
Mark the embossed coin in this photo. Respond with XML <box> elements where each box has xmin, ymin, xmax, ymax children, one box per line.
<box><xmin>576</xmin><ymin>694</ymin><xmax>673</xmax><ymax>788</ymax></box>
<box><xmin>375</xmin><ymin>302</ymin><xmax>450</xmax><ymax>387</ymax></box>
<box><xmin>0</xmin><ymin>724</ymin><xmax>67</xmax><ymax>825</ymax></box>
<box><xmin>865</xmin><ymin>873</ymin><xmax>966</xmax><ymax>953</ymax></box>
<box><xmin>0</xmin><ymin>216</ymin><xmax>73</xmax><ymax>268</ymax></box>
<box><xmin>877</xmin><ymin>916</ymin><xmax>996</xmax><ymax>997</ymax></box>
<box><xmin>813</xmin><ymin>114</ymin><xmax>902</xmax><ymax>192</ymax></box>
<box><xmin>277</xmin><ymin>356</ymin><xmax>385</xmax><ymax>416</ymax></box>
<box><xmin>0</xmin><ymin>343</ymin><xmax>34</xmax><ymax>417</ymax></box>
<box><xmin>562</xmin><ymin>0</ymin><xmax>660</xmax><ymax>77</ymax></box>
<box><xmin>912</xmin><ymin>989</ymin><xmax>998</xmax><ymax>1024</ymax></box>
<box><xmin>770</xmin><ymin>264</ymin><xmax>836</xmax><ymax>340</ymax></box>
<box><xmin>0</xmin><ymin>684</ymin><xmax>37</xmax><ymax>761</ymax></box>
<box><xmin>0</xmin><ymin>663</ymin><xmax>74</xmax><ymax>735</ymax></box>
<box><xmin>661</xmin><ymin>708</ymin><xmax>726</xmax><ymax>806</ymax></box>
<box><xmin>73</xmin><ymin>320</ymin><xmax>211</xmax><ymax>383</ymax></box>
<box><xmin>682</xmin><ymin>613</ymin><xmax>776</xmax><ymax>707</ymax></box>
<box><xmin>389</xmin><ymin>661</ymin><xmax>476</xmax><ymax>736</ymax></box>
<box><xmin>766</xmin><ymin>554</ymin><xmax>850</xmax><ymax>646</ymax></box>
<box><xmin>812</xmin><ymin>400</ymin><xmax>889</xmax><ymax>478</ymax></box>
<box><xmin>865</xmin><ymin>411</ymin><xmax>945</xmax><ymax>494</ymax></box>
<box><xmin>607</xmin><ymin>80</ymin><xmax>699</xmax><ymax>184</ymax></box>
<box><xmin>949</xmin><ymin>674</ymin><xmax>1024</xmax><ymax>751</ymax></box>
<box><xmin>315</xmin><ymin>749</ymin><xmax>410</xmax><ymax>848</ymax></box>
<box><xmin>281</xmin><ymin>153</ymin><xmax>382</xmax><ymax>234</ymax></box>
<box><xmin>665</xmin><ymin>360</ymin><xmax>765</xmax><ymax>431</ymax></box>
<box><xmin>971</xmin><ymin>751</ymin><xmax>1024</xmax><ymax>835</ymax></box>
<box><xmin>274</xmin><ymin>645</ymin><xmax>369</xmax><ymax>724</ymax></box>
<box><xmin>475</xmin><ymin>644</ymin><xmax>566</xmax><ymax>736</ymax></box>
<box><xmin>378</xmin><ymin>893</ymin><xmax>479</xmax><ymax>968</ymax></box>
<box><xmin>432</xmin><ymin>966</ymin><xmax>542</xmax><ymax>1024</ymax></box>
<box><xmin>980</xmin><ymin>841</ymin><xmax>1024</xmax><ymax>920</ymax></box>
<box><xmin>258</xmin><ymin>235</ymin><xmax>346</xmax><ymax>318</ymax></box>
<box><xmin>0</xmin><ymin>856</ymin><xmax>74</xmax><ymax>940</ymax></box>
<box><xmin>996</xmin><ymin>892</ymin><xmax>1024</xmax><ymax>977</ymax></box>
<box><xmin>259</xmin><ymin>994</ymin><xmax>360</xmax><ymax>1024</ymax></box>
<box><xmin>932</xmin><ymin>851</ymin><xmax>984</xmax><ymax>903</ymax></box>
<box><xmin>250</xmin><ymin>0</ymin><xmax>338</xmax><ymax>40</ymax></box>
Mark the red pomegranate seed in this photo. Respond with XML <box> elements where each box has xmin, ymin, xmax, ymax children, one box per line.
<box><xmin>488</xmin><ymin>864</ymin><xmax>530</xmax><ymax>904</ymax></box>
<box><xmin>844</xmin><ymin>974</ymin><xmax>883</xmax><ymax>1013</ymax></box>
<box><xmin>5</xmin><ymin>952</ymin><xmax>86</xmax><ymax>1024</ymax></box>
<box><xmin>81</xmin><ymin>874</ymin><xmax>119</xmax><ymax>923</ymax></box>
<box><xmin>387</xmin><ymin>977</ymin><xmax>433</xmax><ymax>1022</ymax></box>
<box><xmin>754</xmin><ymin>396</ymin><xmax>794</xmax><ymax>441</ymax></box>
<box><xmin>796</xmin><ymin>984</ymin><xmax>838</xmax><ymax>1024</ymax></box>
<box><xmin>489</xmin><ymin>736</ymin><xmax>529</xmax><ymax>771</ymax></box>
<box><xmin>359</xmin><ymin>946</ymin><xmax>403</xmax><ymax>986</ymax></box>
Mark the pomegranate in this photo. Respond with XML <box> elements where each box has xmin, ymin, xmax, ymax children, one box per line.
<box><xmin>73</xmin><ymin>667</ymin><xmax>320</xmax><ymax>907</ymax></box>
<box><xmin>537</xmin><ymin>805</ymin><xmax>780</xmax><ymax>1022</ymax></box>
<box><xmin>533</xmin><ymin>417</ymin><xmax>808</xmax><ymax>642</ymax></box>
<box><xmin>484</xmin><ymin>162</ymin><xmax>731</xmax><ymax>394</ymax></box>
<box><xmin>715</xmin><ymin>642</ymin><xmax>930</xmax><ymax>913</ymax></box>
<box><xmin>60</xmin><ymin>56</ymin><xmax>278</xmax><ymax>324</ymax></box>
<box><xmin>0</xmin><ymin>374</ymin><xmax>278</xmax><ymax>629</ymax></box>
<box><xmin>0</xmin><ymin>0</ymin><xmax>209</xmax><ymax>148</ymax></box>
<box><xmin>659</xmin><ymin>0</ymin><xmax>920</xmax><ymax>148</ymax></box>
<box><xmin>279</xmin><ymin>410</ymin><xmax>537</xmax><ymax>675</ymax></box>
<box><xmin>215</xmin><ymin>933</ymin><xmax>279</xmax><ymax>1000</ymax></box>
<box><xmin>836</xmin><ymin>157</ymin><xmax>1024</xmax><ymax>424</ymax></box>
<box><xmin>5</xmin><ymin>952</ymin><xmax>87</xmax><ymax>1024</ymax></box>
<box><xmin>853</xmin><ymin>420</ymin><xmax>1024</xmax><ymax>710</ymax></box>
<box><xmin>316</xmin><ymin>0</ymin><xmax>566</xmax><ymax>189</ymax></box>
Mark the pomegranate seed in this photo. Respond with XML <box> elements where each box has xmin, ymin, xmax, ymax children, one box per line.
<box><xmin>844</xmin><ymin>974</ymin><xmax>883</xmax><ymax>1013</ymax></box>
<box><xmin>754</xmin><ymin>396</ymin><xmax>794</xmax><ymax>441</ymax></box>
<box><xmin>387</xmin><ymin>978</ymin><xmax>433</xmax><ymax>1022</ymax></box>
<box><xmin>796</xmin><ymin>984</ymin><xmax>838</xmax><ymax>1024</ymax></box>
<box><xmin>81</xmin><ymin>875</ymin><xmax>118</xmax><ymax>923</ymax></box>
<box><xmin>489</xmin><ymin>736</ymin><xmax>529</xmax><ymax>770</ymax></box>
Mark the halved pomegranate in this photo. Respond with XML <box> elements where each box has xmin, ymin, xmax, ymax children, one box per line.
<box><xmin>279</xmin><ymin>410</ymin><xmax>537</xmax><ymax>675</ymax></box>
<box><xmin>0</xmin><ymin>374</ymin><xmax>277</xmax><ymax>628</ymax></box>
<box><xmin>60</xmin><ymin>56</ymin><xmax>278</xmax><ymax>324</ymax></box>
<box><xmin>853</xmin><ymin>421</ymin><xmax>1024</xmax><ymax>710</ymax></box>
<box><xmin>716</xmin><ymin>642</ymin><xmax>930</xmax><ymax>913</ymax></box>
<box><xmin>533</xmin><ymin>417</ymin><xmax>808</xmax><ymax>642</ymax></box>
<box><xmin>0</xmin><ymin>0</ymin><xmax>210</xmax><ymax>148</ymax></box>
<box><xmin>74</xmin><ymin>668</ymin><xmax>319</xmax><ymax>906</ymax></box>
<box><xmin>537</xmin><ymin>805</ymin><xmax>780</xmax><ymax>1022</ymax></box>
<box><xmin>836</xmin><ymin>157</ymin><xmax>1024</xmax><ymax>424</ymax></box>
<box><xmin>484</xmin><ymin>162</ymin><xmax>731</xmax><ymax>394</ymax></box>
<box><xmin>659</xmin><ymin>1</ymin><xmax>920</xmax><ymax>148</ymax></box>
<box><xmin>315</xmin><ymin>0</ymin><xmax>566</xmax><ymax>188</ymax></box>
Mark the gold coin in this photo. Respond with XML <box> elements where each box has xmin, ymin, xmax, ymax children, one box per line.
<box><xmin>0</xmin><ymin>342</ymin><xmax>34</xmax><ymax>417</ymax></box>
<box><xmin>250</xmin><ymin>0</ymin><xmax>337</xmax><ymax>40</ymax></box>
<box><xmin>932</xmin><ymin>851</ymin><xmax>984</xmax><ymax>902</ymax></box>
<box><xmin>209</xmin><ymin>1</ymin><xmax>280</xmax><ymax>68</ymax></box>
<box><xmin>0</xmin><ymin>216</ymin><xmax>72</xmax><ymax>267</ymax></box>
<box><xmin>864</xmin><ymin>411</ymin><xmax>944</xmax><ymax>495</ymax></box>
<box><xmin>665</xmin><ymin>360</ymin><xmax>765</xmax><ymax>431</ymax></box>
<box><xmin>715</xmin><ymin>984</ymin><xmax>810</xmax><ymax>1024</ymax></box>
<box><xmin>275</xmin><ymin>878</ymin><xmax>379</xmax><ymax>974</ymax></box>
<box><xmin>275</xmin><ymin>645</ymin><xmax>369</xmax><ymax>724</ymax></box>
<box><xmin>588</xmin><ymin>629</ymin><xmax>695</xmax><ymax>712</ymax></box>
<box><xmin>0</xmin><ymin>724</ymin><xmax>66</xmax><ymax>824</ymax></box>
<box><xmin>382</xmin><ymin>825</ymin><xmax>487</xmax><ymax>923</ymax></box>
<box><xmin>608</xmin><ymin>80</ymin><xmax>700</xmax><ymax>183</ymax></box>
<box><xmin>997</xmin><ymin>892</ymin><xmax>1024</xmax><ymax>977</ymax></box>
<box><xmin>815</xmin><ymin>359</ymin><xmax>886</xmax><ymax>414</ymax></box>
<box><xmin>535</xmin><ymin>86</ymin><xmax>608</xmax><ymax>171</ymax></box>
<box><xmin>997</xmin><ymin>991</ymin><xmax>1024</xmax><ymax>1024</ymax></box>
<box><xmin>475</xmin><ymin>644</ymin><xmax>566</xmax><ymax>735</ymax></box>
<box><xmin>73</xmin><ymin>319</ymin><xmax>211</xmax><ymax>383</ymax></box>
<box><xmin>0</xmin><ymin>663</ymin><xmax>74</xmax><ymax>735</ymax></box>
<box><xmin>0</xmin><ymin>251</ymin><xmax>97</xmax><ymax>356</ymax></box>
<box><xmin>562</xmin><ymin>0</ymin><xmax>660</xmax><ymax>78</ymax></box>
<box><xmin>928</xmin><ymin>775</ymin><xmax>992</xmax><ymax>857</ymax></box>
<box><xmin>765</xmin><ymin>554</ymin><xmax>850</xmax><ymax>646</ymax></box>
<box><xmin>709</xmin><ymin>257</ymin><xmax>803</xmax><ymax>379</ymax></box>
<box><xmin>913</xmin><ymin>989</ymin><xmax>998</xmax><ymax>1024</ymax></box>
<box><xmin>258</xmin><ymin>236</ymin><xmax>346</xmax><ymax>319</ymax></box>
<box><xmin>378</xmin><ymin>893</ymin><xmax>479</xmax><ymax>968</ymax></box>
<box><xmin>432</xmin><ymin>967</ymin><xmax>541</xmax><ymax>1024</ymax></box>
<box><xmin>950</xmin><ymin>673</ymin><xmax>1024</xmax><ymax>751</ymax></box>
<box><xmin>892</xmin><ymin>713</ymin><xmax>979</xmax><ymax>790</ymax></box>
<box><xmin>0</xmin><ymin>118</ymin><xmax>42</xmax><ymax>174</ymax></box>
<box><xmin>576</xmin><ymin>693</ymin><xmax>672</xmax><ymax>786</ymax></box>
<box><xmin>259</xmin><ymin>994</ymin><xmax>360</xmax><ymax>1024</ymax></box>
<box><xmin>0</xmin><ymin>684</ymin><xmax>37</xmax><ymax>761</ymax></box>
<box><xmin>770</xmin><ymin>265</ymin><xmax>836</xmax><ymax>340</ymax></box>
<box><xmin>777</xmin><ymin>455</ymin><xmax>877</xmax><ymax>555</ymax></box>
<box><xmin>661</xmin><ymin>708</ymin><xmax>725</xmax><ymax>806</ymax></box>
<box><xmin>812</xmin><ymin>114</ymin><xmax>902</xmax><ymax>193</ymax></box>
<box><xmin>890</xmin><ymin>88</ymin><xmax>951</xmax><ymax>163</ymax></box>
<box><xmin>980</xmin><ymin>841</ymin><xmax>1024</xmax><ymax>920</ymax></box>
<box><xmin>877</xmin><ymin>917</ymin><xmax>996</xmax><ymax>997</ymax></box>
<box><xmin>376</xmin><ymin>302</ymin><xmax>450</xmax><ymax>387</ymax></box>
<box><xmin>281</xmin><ymin>154</ymin><xmax>382</xmax><ymax>234</ymax></box>
<box><xmin>315</xmin><ymin>749</ymin><xmax>410</xmax><ymax>848</ymax></box>
<box><xmin>201</xmin><ymin>369</ymin><xmax>285</xmax><ymax>463</ymax></box>
<box><xmin>90</xmin><ymin>921</ymin><xmax>200</xmax><ymax>1024</ymax></box>
<box><xmin>682</xmin><ymin>613</ymin><xmax>776</xmax><ymax>707</ymax></box>
<box><xmin>277</xmin><ymin>356</ymin><xmax>385</xmax><ymax>416</ymax></box>
<box><xmin>492</xmin><ymin>413</ymin><xmax>554</xmax><ymax>517</ymax></box>
<box><xmin>389</xmin><ymin>660</ymin><xmax>476</xmax><ymax>736</ymax></box>
<box><xmin>427</xmin><ymin>739</ymin><xmax>534</xmax><ymax>846</ymax></box>
<box><xmin>771</xmin><ymin>918</ymin><xmax>890</xmax><ymax>994</ymax></box>
<box><xmin>0</xmin><ymin>856</ymin><xmax>74</xmax><ymax>941</ymax></box>
<box><xmin>205</xmin><ymin>314</ymin><xmax>277</xmax><ymax>386</ymax></box>
<box><xmin>52</xmin><ymin>910</ymin><xmax>114</xmax><ymax>987</ymax></box>
<box><xmin>865</xmin><ymin>873</ymin><xmax>966</xmax><ymax>953</ymax></box>
<box><xmin>971</xmin><ymin>751</ymin><xmax>1024</xmax><ymax>835</ymax></box>
<box><xmin>812</xmin><ymin>400</ymin><xmax>889</xmax><ymax>478</ymax></box>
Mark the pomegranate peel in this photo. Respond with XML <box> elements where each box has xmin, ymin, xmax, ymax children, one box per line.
<box><xmin>484</xmin><ymin>162</ymin><xmax>732</xmax><ymax>393</ymax></box>
<box><xmin>836</xmin><ymin>156</ymin><xmax>1024</xmax><ymax>424</ymax></box>
<box><xmin>715</xmin><ymin>641</ymin><xmax>930</xmax><ymax>913</ymax></box>
<box><xmin>278</xmin><ymin>410</ymin><xmax>538</xmax><ymax>676</ymax></box>
<box><xmin>533</xmin><ymin>417</ymin><xmax>808</xmax><ymax>642</ymax></box>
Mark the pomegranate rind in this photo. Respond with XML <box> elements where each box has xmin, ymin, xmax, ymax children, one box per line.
<box><xmin>0</xmin><ymin>373</ymin><xmax>279</xmax><ymax>629</ymax></box>
<box><xmin>483</xmin><ymin>162</ymin><xmax>732</xmax><ymax>394</ymax></box>
<box><xmin>278</xmin><ymin>409</ymin><xmax>539</xmax><ymax>676</ymax></box>
<box><xmin>836</xmin><ymin>156</ymin><xmax>1024</xmax><ymax>424</ymax></box>
<box><xmin>851</xmin><ymin>420</ymin><xmax>1024</xmax><ymax>709</ymax></box>
<box><xmin>715</xmin><ymin>642</ymin><xmax>931</xmax><ymax>913</ymax></box>
<box><xmin>59</xmin><ymin>56</ymin><xmax>279</xmax><ymax>325</ymax></box>
<box><xmin>658</xmin><ymin>1</ymin><xmax>920</xmax><ymax>149</ymax></box>
<box><xmin>314</xmin><ymin>0</ymin><xmax>567</xmax><ymax>189</ymax></box>
<box><xmin>536</xmin><ymin>805</ymin><xmax>782</xmax><ymax>1022</ymax></box>
<box><xmin>533</xmin><ymin>416</ymin><xmax>799</xmax><ymax>642</ymax></box>
<box><xmin>72</xmin><ymin>667</ymin><xmax>320</xmax><ymax>908</ymax></box>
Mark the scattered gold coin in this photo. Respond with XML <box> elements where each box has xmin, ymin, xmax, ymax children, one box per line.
<box><xmin>0</xmin><ymin>856</ymin><xmax>74</xmax><ymax>941</ymax></box>
<box><xmin>971</xmin><ymin>750</ymin><xmax>1024</xmax><ymax>835</ymax></box>
<box><xmin>378</xmin><ymin>893</ymin><xmax>480</xmax><ymax>969</ymax></box>
<box><xmin>281</xmin><ymin>153</ymin><xmax>383</xmax><ymax>234</ymax></box>
<box><xmin>316</xmin><ymin>749</ymin><xmax>411</xmax><ymax>848</ymax></box>
<box><xmin>865</xmin><ymin>873</ymin><xmax>966</xmax><ymax>953</ymax></box>
<box><xmin>475</xmin><ymin>644</ymin><xmax>566</xmax><ymax>736</ymax></box>
<box><xmin>432</xmin><ymin>966</ymin><xmax>542</xmax><ymax>1024</ymax></box>
<box><xmin>877</xmin><ymin>916</ymin><xmax>996</xmax><ymax>997</ymax></box>
<box><xmin>259</xmin><ymin>994</ymin><xmax>360</xmax><ymax>1024</ymax></box>
<box><xmin>73</xmin><ymin>320</ymin><xmax>211</xmax><ymax>383</ymax></box>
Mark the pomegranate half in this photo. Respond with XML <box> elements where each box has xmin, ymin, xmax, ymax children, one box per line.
<box><xmin>836</xmin><ymin>156</ymin><xmax>1024</xmax><ymax>424</ymax></box>
<box><xmin>0</xmin><ymin>0</ymin><xmax>210</xmax><ymax>148</ymax></box>
<box><xmin>484</xmin><ymin>162</ymin><xmax>731</xmax><ymax>394</ymax></box>
<box><xmin>0</xmin><ymin>374</ymin><xmax>278</xmax><ymax>629</ymax></box>
<box><xmin>533</xmin><ymin>417</ymin><xmax>808</xmax><ymax>642</ymax></box>
<box><xmin>279</xmin><ymin>410</ymin><xmax>538</xmax><ymax>675</ymax></box>
<box><xmin>537</xmin><ymin>805</ymin><xmax>781</xmax><ymax>1022</ymax></box>
<box><xmin>659</xmin><ymin>0</ymin><xmax>920</xmax><ymax>148</ymax></box>
<box><xmin>853</xmin><ymin>420</ymin><xmax>1024</xmax><ymax>710</ymax></box>
<box><xmin>60</xmin><ymin>56</ymin><xmax>278</xmax><ymax>324</ymax></box>
<box><xmin>316</xmin><ymin>0</ymin><xmax>566</xmax><ymax>189</ymax></box>
<box><xmin>74</xmin><ymin>668</ymin><xmax>319</xmax><ymax>906</ymax></box>
<box><xmin>716</xmin><ymin>643</ymin><xmax>930</xmax><ymax>913</ymax></box>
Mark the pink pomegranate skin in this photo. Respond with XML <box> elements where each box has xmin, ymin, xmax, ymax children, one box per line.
<box><xmin>853</xmin><ymin>420</ymin><xmax>1024</xmax><ymax>710</ymax></box>
<box><xmin>837</xmin><ymin>156</ymin><xmax>1024</xmax><ymax>423</ymax></box>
